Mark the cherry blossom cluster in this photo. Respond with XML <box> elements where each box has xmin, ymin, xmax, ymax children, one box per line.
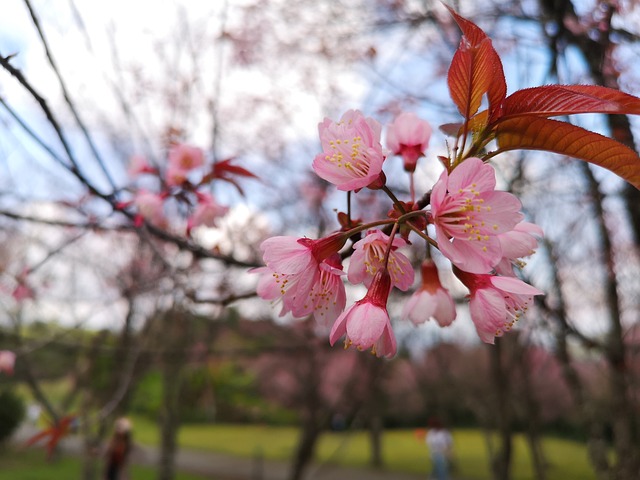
<box><xmin>121</xmin><ymin>143</ymin><xmax>244</xmax><ymax>235</ymax></box>
<box><xmin>255</xmin><ymin>110</ymin><xmax>543</xmax><ymax>357</ymax></box>
<box><xmin>0</xmin><ymin>350</ymin><xmax>15</xmax><ymax>375</ymax></box>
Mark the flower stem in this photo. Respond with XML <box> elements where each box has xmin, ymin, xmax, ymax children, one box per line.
<box><xmin>383</xmin><ymin>222</ymin><xmax>400</xmax><ymax>269</ymax></box>
<box><xmin>382</xmin><ymin>185</ymin><xmax>406</xmax><ymax>214</ymax></box>
<box><xmin>408</xmin><ymin>223</ymin><xmax>438</xmax><ymax>248</ymax></box>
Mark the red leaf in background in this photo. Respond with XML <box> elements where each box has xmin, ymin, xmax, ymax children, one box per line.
<box><xmin>213</xmin><ymin>158</ymin><xmax>258</xmax><ymax>180</ymax></box>
<box><xmin>502</xmin><ymin>85</ymin><xmax>640</xmax><ymax>120</ymax></box>
<box><xmin>25</xmin><ymin>415</ymin><xmax>75</xmax><ymax>459</ymax></box>
<box><xmin>495</xmin><ymin>116</ymin><xmax>640</xmax><ymax>189</ymax></box>
<box><xmin>446</xmin><ymin>6</ymin><xmax>506</xmax><ymax>123</ymax></box>
<box><xmin>203</xmin><ymin>158</ymin><xmax>258</xmax><ymax>195</ymax></box>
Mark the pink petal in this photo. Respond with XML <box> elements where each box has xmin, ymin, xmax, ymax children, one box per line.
<box><xmin>447</xmin><ymin>157</ymin><xmax>496</xmax><ymax>192</ymax></box>
<box><xmin>345</xmin><ymin>303</ymin><xmax>388</xmax><ymax>349</ymax></box>
<box><xmin>438</xmin><ymin>234</ymin><xmax>502</xmax><ymax>274</ymax></box>
<box><xmin>375</xmin><ymin>323</ymin><xmax>397</xmax><ymax>358</ymax></box>
<box><xmin>470</xmin><ymin>288</ymin><xmax>507</xmax><ymax>344</ymax></box>
<box><xmin>387</xmin><ymin>251</ymin><xmax>415</xmax><ymax>291</ymax></box>
<box><xmin>430</xmin><ymin>169</ymin><xmax>448</xmax><ymax>212</ymax></box>
<box><xmin>490</xmin><ymin>276</ymin><xmax>544</xmax><ymax>296</ymax></box>
<box><xmin>329</xmin><ymin>308</ymin><xmax>350</xmax><ymax>346</ymax></box>
<box><xmin>402</xmin><ymin>291</ymin><xmax>437</xmax><ymax>325</ymax></box>
<box><xmin>261</xmin><ymin>237</ymin><xmax>313</xmax><ymax>274</ymax></box>
<box><xmin>433</xmin><ymin>290</ymin><xmax>457</xmax><ymax>327</ymax></box>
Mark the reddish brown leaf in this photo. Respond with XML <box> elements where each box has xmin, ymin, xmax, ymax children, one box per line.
<box><xmin>446</xmin><ymin>6</ymin><xmax>506</xmax><ymax>122</ymax></box>
<box><xmin>444</xmin><ymin>5</ymin><xmax>486</xmax><ymax>45</ymax></box>
<box><xmin>502</xmin><ymin>85</ymin><xmax>640</xmax><ymax>121</ymax></box>
<box><xmin>448</xmin><ymin>41</ymin><xmax>491</xmax><ymax>119</ymax></box>
<box><xmin>441</xmin><ymin>111</ymin><xmax>489</xmax><ymax>137</ymax></box>
<box><xmin>213</xmin><ymin>158</ymin><xmax>258</xmax><ymax>180</ymax></box>
<box><xmin>25</xmin><ymin>415</ymin><xmax>75</xmax><ymax>459</ymax></box>
<box><xmin>495</xmin><ymin>116</ymin><xmax>640</xmax><ymax>189</ymax></box>
<box><xmin>200</xmin><ymin>158</ymin><xmax>258</xmax><ymax>195</ymax></box>
<box><xmin>439</xmin><ymin>122</ymin><xmax>464</xmax><ymax>136</ymax></box>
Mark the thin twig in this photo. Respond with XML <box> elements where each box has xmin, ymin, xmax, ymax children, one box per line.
<box><xmin>23</xmin><ymin>0</ymin><xmax>118</xmax><ymax>190</ymax></box>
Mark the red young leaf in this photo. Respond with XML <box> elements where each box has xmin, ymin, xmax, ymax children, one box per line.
<box><xmin>446</xmin><ymin>6</ymin><xmax>506</xmax><ymax>122</ymax></box>
<box><xmin>501</xmin><ymin>85</ymin><xmax>640</xmax><ymax>121</ymax></box>
<box><xmin>213</xmin><ymin>158</ymin><xmax>258</xmax><ymax>180</ymax></box>
<box><xmin>25</xmin><ymin>415</ymin><xmax>75</xmax><ymax>459</ymax></box>
<box><xmin>201</xmin><ymin>158</ymin><xmax>258</xmax><ymax>195</ymax></box>
<box><xmin>495</xmin><ymin>116</ymin><xmax>640</xmax><ymax>189</ymax></box>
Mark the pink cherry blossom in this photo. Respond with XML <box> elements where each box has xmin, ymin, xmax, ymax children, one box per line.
<box><xmin>0</xmin><ymin>350</ymin><xmax>16</xmax><ymax>375</ymax></box>
<box><xmin>330</xmin><ymin>269</ymin><xmax>396</xmax><ymax>357</ymax></box>
<box><xmin>307</xmin><ymin>255</ymin><xmax>348</xmax><ymax>326</ymax></box>
<box><xmin>347</xmin><ymin>229</ymin><xmax>414</xmax><ymax>291</ymax></box>
<box><xmin>165</xmin><ymin>166</ymin><xmax>189</xmax><ymax>187</ymax></box>
<box><xmin>254</xmin><ymin>254</ymin><xmax>346</xmax><ymax>325</ymax></box>
<box><xmin>495</xmin><ymin>222</ymin><xmax>544</xmax><ymax>276</ymax></box>
<box><xmin>255</xmin><ymin>233</ymin><xmax>348</xmax><ymax>322</ymax></box>
<box><xmin>133</xmin><ymin>190</ymin><xmax>166</xmax><ymax>227</ymax></box>
<box><xmin>165</xmin><ymin>144</ymin><xmax>205</xmax><ymax>187</ymax></box>
<box><xmin>402</xmin><ymin>260</ymin><xmax>456</xmax><ymax>327</ymax></box>
<box><xmin>455</xmin><ymin>268</ymin><xmax>543</xmax><ymax>344</ymax></box>
<box><xmin>386</xmin><ymin>112</ymin><xmax>432</xmax><ymax>172</ymax></box>
<box><xmin>312</xmin><ymin>110</ymin><xmax>386</xmax><ymax>191</ymax></box>
<box><xmin>187</xmin><ymin>193</ymin><xmax>229</xmax><ymax>232</ymax></box>
<box><xmin>430</xmin><ymin>157</ymin><xmax>523</xmax><ymax>274</ymax></box>
<box><xmin>12</xmin><ymin>282</ymin><xmax>34</xmax><ymax>302</ymax></box>
<box><xmin>168</xmin><ymin>143</ymin><xmax>205</xmax><ymax>170</ymax></box>
<box><xmin>128</xmin><ymin>155</ymin><xmax>156</xmax><ymax>177</ymax></box>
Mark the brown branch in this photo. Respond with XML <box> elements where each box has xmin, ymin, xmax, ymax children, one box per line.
<box><xmin>186</xmin><ymin>290</ymin><xmax>257</xmax><ymax>306</ymax></box>
<box><xmin>0</xmin><ymin>52</ymin><xmax>110</xmax><ymax>200</ymax></box>
<box><xmin>0</xmin><ymin>208</ymin><xmax>260</xmax><ymax>267</ymax></box>
<box><xmin>22</xmin><ymin>0</ymin><xmax>118</xmax><ymax>190</ymax></box>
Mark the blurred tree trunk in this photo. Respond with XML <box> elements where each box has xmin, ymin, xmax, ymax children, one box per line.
<box><xmin>489</xmin><ymin>340</ymin><xmax>512</xmax><ymax>480</ymax></box>
<box><xmin>80</xmin><ymin>416</ymin><xmax>106</xmax><ymax>480</ymax></box>
<box><xmin>77</xmin><ymin>333</ymin><xmax>108</xmax><ymax>480</ymax></box>
<box><xmin>287</xmin><ymin>341</ymin><xmax>324</xmax><ymax>480</ymax></box>
<box><xmin>289</xmin><ymin>416</ymin><xmax>323</xmax><ymax>480</ymax></box>
<box><xmin>365</xmin><ymin>356</ymin><xmax>384</xmax><ymax>468</ymax></box>
<box><xmin>581</xmin><ymin>162</ymin><xmax>638</xmax><ymax>479</ymax></box>
<box><xmin>541</xmin><ymin>239</ymin><xmax>611</xmax><ymax>477</ymax></box>
<box><xmin>540</xmin><ymin>1</ymin><xmax>640</xmax><ymax>477</ymax></box>
<box><xmin>517</xmin><ymin>345</ymin><xmax>547</xmax><ymax>480</ymax></box>
<box><xmin>368</xmin><ymin>414</ymin><xmax>384</xmax><ymax>468</ymax></box>
<box><xmin>157</xmin><ymin>310</ymin><xmax>189</xmax><ymax>480</ymax></box>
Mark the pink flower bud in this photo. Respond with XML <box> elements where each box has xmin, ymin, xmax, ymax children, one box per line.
<box><xmin>402</xmin><ymin>260</ymin><xmax>456</xmax><ymax>327</ymax></box>
<box><xmin>329</xmin><ymin>269</ymin><xmax>397</xmax><ymax>358</ymax></box>
<box><xmin>386</xmin><ymin>112</ymin><xmax>432</xmax><ymax>172</ymax></box>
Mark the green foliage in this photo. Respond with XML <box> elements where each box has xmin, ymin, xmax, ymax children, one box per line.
<box><xmin>130</xmin><ymin>370</ymin><xmax>163</xmax><ymax>418</ymax></box>
<box><xmin>190</xmin><ymin>361</ymin><xmax>293</xmax><ymax>424</ymax></box>
<box><xmin>0</xmin><ymin>389</ymin><xmax>25</xmax><ymax>445</ymax></box>
<box><xmin>132</xmin><ymin>362</ymin><xmax>296</xmax><ymax>424</ymax></box>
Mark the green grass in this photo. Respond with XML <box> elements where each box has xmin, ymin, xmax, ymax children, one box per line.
<box><xmin>131</xmin><ymin>417</ymin><xmax>596</xmax><ymax>480</ymax></box>
<box><xmin>0</xmin><ymin>447</ymin><xmax>210</xmax><ymax>480</ymax></box>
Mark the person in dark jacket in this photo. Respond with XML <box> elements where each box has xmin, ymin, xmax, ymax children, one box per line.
<box><xmin>104</xmin><ymin>417</ymin><xmax>132</xmax><ymax>480</ymax></box>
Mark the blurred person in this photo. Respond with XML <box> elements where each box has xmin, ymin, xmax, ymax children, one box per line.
<box><xmin>425</xmin><ymin>417</ymin><xmax>453</xmax><ymax>480</ymax></box>
<box><xmin>104</xmin><ymin>417</ymin><xmax>132</xmax><ymax>480</ymax></box>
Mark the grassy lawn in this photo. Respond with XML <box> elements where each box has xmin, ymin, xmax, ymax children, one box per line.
<box><xmin>131</xmin><ymin>417</ymin><xmax>595</xmax><ymax>480</ymax></box>
<box><xmin>0</xmin><ymin>447</ymin><xmax>210</xmax><ymax>480</ymax></box>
